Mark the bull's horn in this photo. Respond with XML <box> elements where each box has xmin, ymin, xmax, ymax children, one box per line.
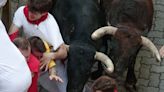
<box><xmin>141</xmin><ymin>36</ymin><xmax>161</xmax><ymax>62</ymax></box>
<box><xmin>64</xmin><ymin>44</ymin><xmax>70</xmax><ymax>52</ymax></box>
<box><xmin>92</xmin><ymin>26</ymin><xmax>118</xmax><ymax>40</ymax></box>
<box><xmin>94</xmin><ymin>51</ymin><xmax>114</xmax><ymax>73</ymax></box>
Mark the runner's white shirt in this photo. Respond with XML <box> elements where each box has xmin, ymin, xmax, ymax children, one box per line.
<box><xmin>13</xmin><ymin>6</ymin><xmax>64</xmax><ymax>51</ymax></box>
<box><xmin>0</xmin><ymin>20</ymin><xmax>32</xmax><ymax>92</ymax></box>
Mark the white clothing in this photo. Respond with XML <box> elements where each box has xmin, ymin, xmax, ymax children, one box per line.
<box><xmin>13</xmin><ymin>6</ymin><xmax>67</xmax><ymax>92</ymax></box>
<box><xmin>0</xmin><ymin>20</ymin><xmax>32</xmax><ymax>92</ymax></box>
<box><xmin>13</xmin><ymin>6</ymin><xmax>64</xmax><ymax>51</ymax></box>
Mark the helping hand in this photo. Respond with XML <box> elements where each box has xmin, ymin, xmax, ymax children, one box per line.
<box><xmin>49</xmin><ymin>75</ymin><xmax>64</xmax><ymax>83</ymax></box>
<box><xmin>40</xmin><ymin>52</ymin><xmax>55</xmax><ymax>71</ymax></box>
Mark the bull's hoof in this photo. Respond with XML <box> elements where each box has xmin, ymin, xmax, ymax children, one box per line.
<box><xmin>125</xmin><ymin>84</ymin><xmax>137</xmax><ymax>92</ymax></box>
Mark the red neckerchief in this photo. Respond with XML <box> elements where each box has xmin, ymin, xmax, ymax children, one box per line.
<box><xmin>23</xmin><ymin>6</ymin><xmax>48</xmax><ymax>25</ymax></box>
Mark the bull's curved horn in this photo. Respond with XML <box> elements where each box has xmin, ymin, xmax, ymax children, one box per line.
<box><xmin>141</xmin><ymin>36</ymin><xmax>161</xmax><ymax>62</ymax></box>
<box><xmin>94</xmin><ymin>52</ymin><xmax>114</xmax><ymax>73</ymax></box>
<box><xmin>92</xmin><ymin>26</ymin><xmax>118</xmax><ymax>40</ymax></box>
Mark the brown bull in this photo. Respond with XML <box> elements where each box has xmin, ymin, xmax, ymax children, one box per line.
<box><xmin>92</xmin><ymin>0</ymin><xmax>161</xmax><ymax>92</ymax></box>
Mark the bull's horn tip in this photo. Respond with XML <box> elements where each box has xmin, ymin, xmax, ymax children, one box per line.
<box><xmin>106</xmin><ymin>68</ymin><xmax>114</xmax><ymax>73</ymax></box>
<box><xmin>91</xmin><ymin>33</ymin><xmax>98</xmax><ymax>40</ymax></box>
<box><xmin>157</xmin><ymin>56</ymin><xmax>161</xmax><ymax>62</ymax></box>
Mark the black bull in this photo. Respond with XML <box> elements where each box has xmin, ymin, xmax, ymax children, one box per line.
<box><xmin>50</xmin><ymin>0</ymin><xmax>161</xmax><ymax>92</ymax></box>
<box><xmin>50</xmin><ymin>0</ymin><xmax>114</xmax><ymax>92</ymax></box>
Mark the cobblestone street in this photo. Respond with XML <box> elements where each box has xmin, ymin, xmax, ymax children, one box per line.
<box><xmin>134</xmin><ymin>0</ymin><xmax>164</xmax><ymax>92</ymax></box>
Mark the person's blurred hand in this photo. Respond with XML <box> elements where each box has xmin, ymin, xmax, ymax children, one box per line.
<box><xmin>49</xmin><ymin>75</ymin><xmax>64</xmax><ymax>83</ymax></box>
<box><xmin>40</xmin><ymin>52</ymin><xmax>54</xmax><ymax>71</ymax></box>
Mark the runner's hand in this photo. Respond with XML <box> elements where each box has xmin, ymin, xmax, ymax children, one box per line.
<box><xmin>40</xmin><ymin>52</ymin><xmax>54</xmax><ymax>71</ymax></box>
<box><xmin>49</xmin><ymin>75</ymin><xmax>64</xmax><ymax>83</ymax></box>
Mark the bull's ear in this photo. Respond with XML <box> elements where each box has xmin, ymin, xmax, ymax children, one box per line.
<box><xmin>141</xmin><ymin>36</ymin><xmax>161</xmax><ymax>62</ymax></box>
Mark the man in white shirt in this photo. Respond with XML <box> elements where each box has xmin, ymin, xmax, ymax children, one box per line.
<box><xmin>0</xmin><ymin>0</ymin><xmax>32</xmax><ymax>92</ymax></box>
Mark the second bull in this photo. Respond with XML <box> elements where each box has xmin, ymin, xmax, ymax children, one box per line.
<box><xmin>92</xmin><ymin>0</ymin><xmax>161</xmax><ymax>91</ymax></box>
